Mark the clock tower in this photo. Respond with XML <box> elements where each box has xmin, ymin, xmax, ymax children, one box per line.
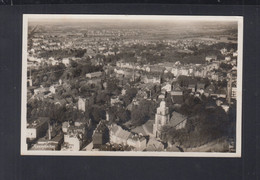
<box><xmin>153</xmin><ymin>100</ymin><xmax>170</xmax><ymax>138</ymax></box>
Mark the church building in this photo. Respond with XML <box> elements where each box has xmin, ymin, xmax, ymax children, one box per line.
<box><xmin>153</xmin><ymin>100</ymin><xmax>170</xmax><ymax>138</ymax></box>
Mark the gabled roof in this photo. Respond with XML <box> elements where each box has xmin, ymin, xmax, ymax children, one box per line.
<box><xmin>131</xmin><ymin>120</ymin><xmax>154</xmax><ymax>136</ymax></box>
<box><xmin>205</xmin><ymin>84</ymin><xmax>216</xmax><ymax>93</ymax></box>
<box><xmin>188</xmin><ymin>84</ymin><xmax>196</xmax><ymax>88</ymax></box>
<box><xmin>110</xmin><ymin>124</ymin><xmax>131</xmax><ymax>140</ymax></box>
<box><xmin>116</xmin><ymin>128</ymin><xmax>131</xmax><ymax>140</ymax></box>
<box><xmin>169</xmin><ymin>112</ymin><xmax>187</xmax><ymax>127</ymax></box>
<box><xmin>172</xmin><ymin>85</ymin><xmax>183</xmax><ymax>92</ymax></box>
<box><xmin>146</xmin><ymin>138</ymin><xmax>164</xmax><ymax>151</ymax></box>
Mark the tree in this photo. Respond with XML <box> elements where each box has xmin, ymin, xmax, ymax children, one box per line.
<box><xmin>220</xmin><ymin>63</ymin><xmax>233</xmax><ymax>71</ymax></box>
<box><xmin>106</xmin><ymin>79</ymin><xmax>121</xmax><ymax>95</ymax></box>
<box><xmin>96</xmin><ymin>91</ymin><xmax>109</xmax><ymax>104</ymax></box>
<box><xmin>90</xmin><ymin>106</ymin><xmax>106</xmax><ymax>124</ymax></box>
<box><xmin>131</xmin><ymin>100</ymin><xmax>156</xmax><ymax>126</ymax></box>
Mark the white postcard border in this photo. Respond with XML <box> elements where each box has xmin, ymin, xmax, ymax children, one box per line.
<box><xmin>21</xmin><ymin>14</ymin><xmax>243</xmax><ymax>157</ymax></box>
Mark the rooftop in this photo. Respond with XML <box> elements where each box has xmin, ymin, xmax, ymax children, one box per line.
<box><xmin>169</xmin><ymin>112</ymin><xmax>187</xmax><ymax>127</ymax></box>
<box><xmin>131</xmin><ymin>120</ymin><xmax>154</xmax><ymax>136</ymax></box>
<box><xmin>27</xmin><ymin>117</ymin><xmax>49</xmax><ymax>129</ymax></box>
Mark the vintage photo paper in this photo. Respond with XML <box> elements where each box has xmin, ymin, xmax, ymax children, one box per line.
<box><xmin>21</xmin><ymin>15</ymin><xmax>243</xmax><ymax>157</ymax></box>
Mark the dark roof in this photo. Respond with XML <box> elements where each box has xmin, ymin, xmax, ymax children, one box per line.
<box><xmin>110</xmin><ymin>125</ymin><xmax>131</xmax><ymax>140</ymax></box>
<box><xmin>205</xmin><ymin>84</ymin><xmax>216</xmax><ymax>93</ymax></box>
<box><xmin>27</xmin><ymin>117</ymin><xmax>49</xmax><ymax>129</ymax></box>
<box><xmin>146</xmin><ymin>138</ymin><xmax>164</xmax><ymax>151</ymax></box>
<box><xmin>149</xmin><ymin>66</ymin><xmax>165</xmax><ymax>73</ymax></box>
<box><xmin>172</xmin><ymin>96</ymin><xmax>184</xmax><ymax>104</ymax></box>
<box><xmin>169</xmin><ymin>112</ymin><xmax>187</xmax><ymax>127</ymax></box>
<box><xmin>197</xmin><ymin>83</ymin><xmax>205</xmax><ymax>89</ymax></box>
<box><xmin>131</xmin><ymin>120</ymin><xmax>154</xmax><ymax>136</ymax></box>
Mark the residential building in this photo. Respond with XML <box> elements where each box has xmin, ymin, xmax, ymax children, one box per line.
<box><xmin>126</xmin><ymin>134</ymin><xmax>147</xmax><ymax>151</ymax></box>
<box><xmin>78</xmin><ymin>97</ymin><xmax>94</xmax><ymax>112</ymax></box>
<box><xmin>205</xmin><ymin>55</ymin><xmax>217</xmax><ymax>62</ymax></box>
<box><xmin>30</xmin><ymin>133</ymin><xmax>64</xmax><ymax>151</ymax></box>
<box><xmin>92</xmin><ymin>121</ymin><xmax>109</xmax><ymax>149</ymax></box>
<box><xmin>86</xmin><ymin>71</ymin><xmax>103</xmax><ymax>79</ymax></box>
<box><xmin>62</xmin><ymin>58</ymin><xmax>70</xmax><ymax>67</ymax></box>
<box><xmin>26</xmin><ymin>117</ymin><xmax>49</xmax><ymax>140</ymax></box>
<box><xmin>143</xmin><ymin>75</ymin><xmax>161</xmax><ymax>84</ymax></box>
<box><xmin>146</xmin><ymin>138</ymin><xmax>164</xmax><ymax>151</ymax></box>
<box><xmin>196</xmin><ymin>83</ymin><xmax>205</xmax><ymax>94</ymax></box>
<box><xmin>109</xmin><ymin>124</ymin><xmax>131</xmax><ymax>145</ymax></box>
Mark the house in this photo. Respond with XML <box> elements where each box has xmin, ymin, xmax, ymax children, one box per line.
<box><xmin>221</xmin><ymin>103</ymin><xmax>230</xmax><ymax>113</ymax></box>
<box><xmin>136</xmin><ymin>89</ymin><xmax>149</xmax><ymax>99</ymax></box>
<box><xmin>62</xmin><ymin>135</ymin><xmax>82</xmax><ymax>151</ymax></box>
<box><xmin>146</xmin><ymin>138</ymin><xmax>164</xmax><ymax>151</ymax></box>
<box><xmin>212</xmin><ymin>88</ymin><xmax>227</xmax><ymax>98</ymax></box>
<box><xmin>143</xmin><ymin>75</ymin><xmax>161</xmax><ymax>84</ymax></box>
<box><xmin>26</xmin><ymin>117</ymin><xmax>49</xmax><ymax>140</ymax></box>
<box><xmin>158</xmin><ymin>94</ymin><xmax>166</xmax><ymax>100</ymax></box>
<box><xmin>109</xmin><ymin>124</ymin><xmax>131</xmax><ymax>145</ymax></box>
<box><xmin>131</xmin><ymin>120</ymin><xmax>154</xmax><ymax>137</ymax></box>
<box><xmin>205</xmin><ymin>99</ymin><xmax>217</xmax><ymax>109</ymax></box>
<box><xmin>161</xmin><ymin>83</ymin><xmax>172</xmax><ymax>92</ymax></box>
<box><xmin>204</xmin><ymin>84</ymin><xmax>216</xmax><ymax>97</ymax></box>
<box><xmin>110</xmin><ymin>96</ymin><xmax>123</xmax><ymax>106</ymax></box>
<box><xmin>92</xmin><ymin>121</ymin><xmax>109</xmax><ymax>149</ymax></box>
<box><xmin>116</xmin><ymin>61</ymin><xmax>135</xmax><ymax>69</ymax></box>
<box><xmin>232</xmin><ymin>86</ymin><xmax>237</xmax><ymax>99</ymax></box>
<box><xmin>78</xmin><ymin>96</ymin><xmax>94</xmax><ymax>112</ymax></box>
<box><xmin>74</xmin><ymin>119</ymin><xmax>89</xmax><ymax>127</ymax></box>
<box><xmin>87</xmin><ymin>78</ymin><xmax>102</xmax><ymax>89</ymax></box>
<box><xmin>126</xmin><ymin>134</ymin><xmax>147</xmax><ymax>151</ymax></box>
<box><xmin>62</xmin><ymin>122</ymin><xmax>70</xmax><ymax>133</ymax></box>
<box><xmin>33</xmin><ymin>86</ymin><xmax>49</xmax><ymax>95</ymax></box>
<box><xmin>49</xmin><ymin>84</ymin><xmax>59</xmax><ymax>94</ymax></box>
<box><xmin>220</xmin><ymin>48</ymin><xmax>228</xmax><ymax>55</ymax></box>
<box><xmin>225</xmin><ymin>56</ymin><xmax>231</xmax><ymax>61</ymax></box>
<box><xmin>62</xmin><ymin>125</ymin><xmax>86</xmax><ymax>151</ymax></box>
<box><xmin>149</xmin><ymin>65</ymin><xmax>166</xmax><ymax>74</ymax></box>
<box><xmin>170</xmin><ymin>85</ymin><xmax>184</xmax><ymax>104</ymax></box>
<box><xmin>91</xmin><ymin>58</ymin><xmax>103</xmax><ymax>66</ymax></box>
<box><xmin>67</xmin><ymin>124</ymin><xmax>86</xmax><ymax>136</ymax></box>
<box><xmin>179</xmin><ymin>68</ymin><xmax>189</xmax><ymax>76</ymax></box>
<box><xmin>205</xmin><ymin>55</ymin><xmax>217</xmax><ymax>62</ymax></box>
<box><xmin>86</xmin><ymin>71</ymin><xmax>103</xmax><ymax>79</ymax></box>
<box><xmin>171</xmin><ymin>67</ymin><xmax>179</xmax><ymax>76</ymax></box>
<box><xmin>196</xmin><ymin>83</ymin><xmax>205</xmax><ymax>94</ymax></box>
<box><xmin>169</xmin><ymin>112</ymin><xmax>188</xmax><ymax>130</ymax></box>
<box><xmin>188</xmin><ymin>83</ymin><xmax>196</xmax><ymax>93</ymax></box>
<box><xmin>62</xmin><ymin>58</ymin><xmax>70</xmax><ymax>67</ymax></box>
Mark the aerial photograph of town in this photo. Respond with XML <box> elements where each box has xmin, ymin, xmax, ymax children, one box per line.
<box><xmin>22</xmin><ymin>15</ymin><xmax>242</xmax><ymax>156</ymax></box>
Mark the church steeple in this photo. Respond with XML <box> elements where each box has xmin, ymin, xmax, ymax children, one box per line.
<box><xmin>153</xmin><ymin>100</ymin><xmax>170</xmax><ymax>138</ymax></box>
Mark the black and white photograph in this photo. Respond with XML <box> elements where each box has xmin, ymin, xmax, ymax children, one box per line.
<box><xmin>21</xmin><ymin>15</ymin><xmax>243</xmax><ymax>157</ymax></box>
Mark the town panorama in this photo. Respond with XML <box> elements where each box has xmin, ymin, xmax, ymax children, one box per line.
<box><xmin>23</xmin><ymin>16</ymin><xmax>241</xmax><ymax>155</ymax></box>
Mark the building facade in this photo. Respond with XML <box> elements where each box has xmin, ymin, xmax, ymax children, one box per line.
<box><xmin>153</xmin><ymin>100</ymin><xmax>170</xmax><ymax>138</ymax></box>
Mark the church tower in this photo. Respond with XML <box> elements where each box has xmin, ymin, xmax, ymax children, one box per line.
<box><xmin>153</xmin><ymin>100</ymin><xmax>170</xmax><ymax>138</ymax></box>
